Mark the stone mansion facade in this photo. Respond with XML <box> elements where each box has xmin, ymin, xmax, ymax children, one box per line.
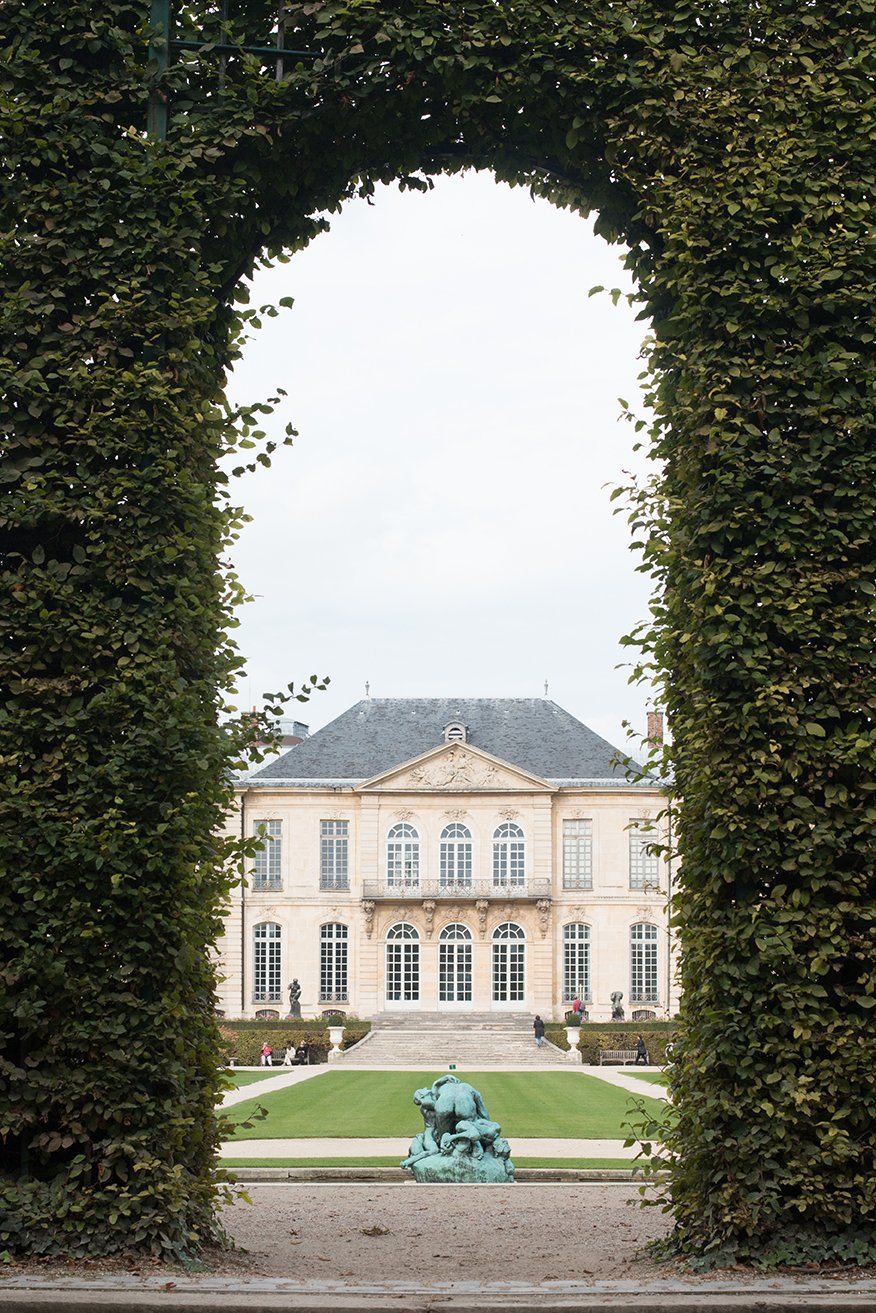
<box><xmin>215</xmin><ymin>698</ymin><xmax>679</xmax><ymax>1022</ymax></box>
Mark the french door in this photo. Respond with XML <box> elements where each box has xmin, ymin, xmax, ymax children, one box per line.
<box><xmin>492</xmin><ymin>922</ymin><xmax>525</xmax><ymax>1006</ymax></box>
<box><xmin>438</xmin><ymin>923</ymin><xmax>472</xmax><ymax>1006</ymax></box>
<box><xmin>385</xmin><ymin>923</ymin><xmax>420</xmax><ymax>1008</ymax></box>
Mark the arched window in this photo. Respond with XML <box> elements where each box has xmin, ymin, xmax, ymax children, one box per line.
<box><xmin>386</xmin><ymin>922</ymin><xmax>420</xmax><ymax>939</ymax></box>
<box><xmin>385</xmin><ymin>922</ymin><xmax>420</xmax><ymax>1003</ymax></box>
<box><xmin>492</xmin><ymin>822</ymin><xmax>525</xmax><ymax>888</ymax></box>
<box><xmin>320</xmin><ymin>922</ymin><xmax>348</xmax><ymax>1003</ymax></box>
<box><xmin>563</xmin><ymin>923</ymin><xmax>592</xmax><ymax>1003</ymax></box>
<box><xmin>439</xmin><ymin>823</ymin><xmax>472</xmax><ymax>888</ymax></box>
<box><xmin>630</xmin><ymin>923</ymin><xmax>659</xmax><ymax>1003</ymax></box>
<box><xmin>253</xmin><ymin>922</ymin><xmax>281</xmax><ymax>1002</ymax></box>
<box><xmin>386</xmin><ymin>822</ymin><xmax>420</xmax><ymax>887</ymax></box>
<box><xmin>443</xmin><ymin>721</ymin><xmax>467</xmax><ymax>743</ymax></box>
<box><xmin>492</xmin><ymin>922</ymin><xmax>525</xmax><ymax>1003</ymax></box>
<box><xmin>439</xmin><ymin>923</ymin><xmax>473</xmax><ymax>1004</ymax></box>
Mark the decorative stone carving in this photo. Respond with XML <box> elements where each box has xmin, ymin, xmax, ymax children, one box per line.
<box><xmin>537</xmin><ymin>899</ymin><xmax>552</xmax><ymax>937</ymax></box>
<box><xmin>394</xmin><ymin>809</ymin><xmax>414</xmax><ymax>821</ymax></box>
<box><xmin>475</xmin><ymin>900</ymin><xmax>489</xmax><ymax>938</ymax></box>
<box><xmin>611</xmin><ymin>990</ymin><xmax>625</xmax><ymax>1021</ymax></box>
<box><xmin>499</xmin><ymin>808</ymin><xmax>520</xmax><ymax>820</ymax></box>
<box><xmin>443</xmin><ymin>807</ymin><xmax>469</xmax><ymax>821</ymax></box>
<box><xmin>408</xmin><ymin>746</ymin><xmax>501</xmax><ymax>790</ymax></box>
<box><xmin>422</xmin><ymin>900</ymin><xmax>436</xmax><ymax>938</ymax></box>
<box><xmin>401</xmin><ymin>1076</ymin><xmax>515</xmax><ymax>1184</ymax></box>
<box><xmin>363</xmin><ymin>900</ymin><xmax>376</xmax><ymax>938</ymax></box>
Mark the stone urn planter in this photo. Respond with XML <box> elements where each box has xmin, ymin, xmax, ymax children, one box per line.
<box><xmin>563</xmin><ymin>1014</ymin><xmax>583</xmax><ymax>1062</ymax></box>
<box><xmin>327</xmin><ymin>1024</ymin><xmax>345</xmax><ymax>1059</ymax></box>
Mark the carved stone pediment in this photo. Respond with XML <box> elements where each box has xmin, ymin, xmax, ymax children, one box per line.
<box><xmin>358</xmin><ymin>743</ymin><xmax>552</xmax><ymax>794</ymax></box>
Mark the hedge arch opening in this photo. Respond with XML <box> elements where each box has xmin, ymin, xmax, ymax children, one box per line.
<box><xmin>2</xmin><ymin>0</ymin><xmax>874</xmax><ymax>1269</ymax></box>
<box><xmin>228</xmin><ymin>172</ymin><xmax>653</xmax><ymax>719</ymax></box>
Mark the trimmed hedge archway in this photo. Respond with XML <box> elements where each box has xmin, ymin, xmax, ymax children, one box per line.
<box><xmin>1</xmin><ymin>0</ymin><xmax>874</xmax><ymax>1267</ymax></box>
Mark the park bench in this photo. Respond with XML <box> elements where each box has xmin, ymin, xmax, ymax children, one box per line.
<box><xmin>598</xmin><ymin>1049</ymin><xmax>639</xmax><ymax>1065</ymax></box>
<box><xmin>270</xmin><ymin>1047</ymin><xmax>311</xmax><ymax>1066</ymax></box>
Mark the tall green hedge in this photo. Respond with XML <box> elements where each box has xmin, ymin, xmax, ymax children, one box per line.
<box><xmin>1</xmin><ymin>0</ymin><xmax>873</xmax><ymax>1266</ymax></box>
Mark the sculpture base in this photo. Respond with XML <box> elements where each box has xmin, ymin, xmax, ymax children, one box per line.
<box><xmin>408</xmin><ymin>1152</ymin><xmax>515</xmax><ymax>1184</ymax></box>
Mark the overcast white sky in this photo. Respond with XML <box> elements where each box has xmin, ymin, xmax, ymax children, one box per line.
<box><xmin>225</xmin><ymin>170</ymin><xmax>657</xmax><ymax>753</ymax></box>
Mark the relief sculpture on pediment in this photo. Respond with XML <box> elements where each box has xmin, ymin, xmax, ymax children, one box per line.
<box><xmin>408</xmin><ymin>747</ymin><xmax>501</xmax><ymax>790</ymax></box>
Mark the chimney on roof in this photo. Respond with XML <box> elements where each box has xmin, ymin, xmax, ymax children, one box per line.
<box><xmin>277</xmin><ymin>719</ymin><xmax>308</xmax><ymax>747</ymax></box>
<box><xmin>646</xmin><ymin>709</ymin><xmax>664</xmax><ymax>746</ymax></box>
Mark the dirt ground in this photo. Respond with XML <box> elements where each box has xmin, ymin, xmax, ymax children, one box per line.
<box><xmin>0</xmin><ymin>1184</ymin><xmax>669</xmax><ymax>1285</ymax></box>
<box><xmin>219</xmin><ymin>1182</ymin><xmax>673</xmax><ymax>1282</ymax></box>
<box><xmin>6</xmin><ymin>1183</ymin><xmax>875</xmax><ymax>1292</ymax></box>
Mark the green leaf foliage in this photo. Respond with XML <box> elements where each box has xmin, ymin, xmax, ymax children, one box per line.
<box><xmin>1</xmin><ymin>0</ymin><xmax>874</xmax><ymax>1267</ymax></box>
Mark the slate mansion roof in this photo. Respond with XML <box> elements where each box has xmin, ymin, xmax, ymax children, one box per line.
<box><xmin>242</xmin><ymin>697</ymin><xmax>650</xmax><ymax>789</ymax></box>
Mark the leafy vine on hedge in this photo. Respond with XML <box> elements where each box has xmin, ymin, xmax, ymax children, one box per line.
<box><xmin>1</xmin><ymin>0</ymin><xmax>873</xmax><ymax>1266</ymax></box>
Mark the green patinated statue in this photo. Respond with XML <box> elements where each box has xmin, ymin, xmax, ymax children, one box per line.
<box><xmin>400</xmin><ymin>1075</ymin><xmax>515</xmax><ymax>1184</ymax></box>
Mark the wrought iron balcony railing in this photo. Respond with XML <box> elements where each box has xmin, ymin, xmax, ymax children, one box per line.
<box><xmin>361</xmin><ymin>879</ymin><xmax>552</xmax><ymax>901</ymax></box>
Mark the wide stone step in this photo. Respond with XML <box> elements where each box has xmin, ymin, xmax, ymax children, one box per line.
<box><xmin>368</xmin><ymin>1013</ymin><xmax>532</xmax><ymax>1030</ymax></box>
<box><xmin>338</xmin><ymin>1027</ymin><xmax>570</xmax><ymax>1066</ymax></box>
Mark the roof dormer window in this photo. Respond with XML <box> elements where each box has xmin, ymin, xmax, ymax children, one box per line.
<box><xmin>443</xmin><ymin>721</ymin><xmax>467</xmax><ymax>744</ymax></box>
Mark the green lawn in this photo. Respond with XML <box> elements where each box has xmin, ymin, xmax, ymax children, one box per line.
<box><xmin>221</xmin><ymin>1156</ymin><xmax>639</xmax><ymax>1169</ymax></box>
<box><xmin>225</xmin><ymin>1070</ymin><xmax>286</xmax><ymax>1088</ymax></box>
<box><xmin>630</xmin><ymin>1071</ymin><xmax>668</xmax><ymax>1086</ymax></box>
<box><xmin>224</xmin><ymin>1070</ymin><xmax>665</xmax><ymax>1140</ymax></box>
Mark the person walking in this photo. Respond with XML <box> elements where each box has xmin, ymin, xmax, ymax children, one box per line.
<box><xmin>533</xmin><ymin>1015</ymin><xmax>545</xmax><ymax>1048</ymax></box>
<box><xmin>635</xmin><ymin>1034</ymin><xmax>648</xmax><ymax>1065</ymax></box>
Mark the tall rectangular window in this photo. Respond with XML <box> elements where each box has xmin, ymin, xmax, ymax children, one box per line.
<box><xmin>252</xmin><ymin>819</ymin><xmax>282</xmax><ymax>890</ymax></box>
<box><xmin>320</xmin><ymin>923</ymin><xmax>348</xmax><ymax>1002</ymax></box>
<box><xmin>563</xmin><ymin>923</ymin><xmax>592</xmax><ymax>1002</ymax></box>
<box><xmin>629</xmin><ymin>820</ymin><xmax>660</xmax><ymax>890</ymax></box>
<box><xmin>253</xmin><ymin>923</ymin><xmax>282</xmax><ymax>1001</ymax></box>
<box><xmin>563</xmin><ymin>819</ymin><xmax>592</xmax><ymax>890</ymax></box>
<box><xmin>320</xmin><ymin>820</ymin><xmax>349</xmax><ymax>890</ymax></box>
<box><xmin>630</xmin><ymin>923</ymin><xmax>659</xmax><ymax>1002</ymax></box>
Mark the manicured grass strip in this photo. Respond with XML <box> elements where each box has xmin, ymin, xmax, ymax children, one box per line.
<box><xmin>516</xmin><ymin>1158</ymin><xmax>643</xmax><ymax>1170</ymax></box>
<box><xmin>225</xmin><ymin>1070</ymin><xmax>289</xmax><ymax>1088</ymax></box>
<box><xmin>225</xmin><ymin>1070</ymin><xmax>666</xmax><ymax>1140</ymax></box>
<box><xmin>222</xmin><ymin>1157</ymin><xmax>403</xmax><ymax>1167</ymax></box>
<box><xmin>629</xmin><ymin>1071</ymin><xmax>668</xmax><ymax>1086</ymax></box>
<box><xmin>221</xmin><ymin>1157</ymin><xmax>639</xmax><ymax>1169</ymax></box>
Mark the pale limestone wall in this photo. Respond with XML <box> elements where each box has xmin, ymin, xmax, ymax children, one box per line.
<box><xmin>217</xmin><ymin>755</ymin><xmax>679</xmax><ymax>1022</ymax></box>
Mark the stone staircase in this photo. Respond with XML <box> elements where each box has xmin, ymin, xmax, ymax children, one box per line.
<box><xmin>336</xmin><ymin>1012</ymin><xmax>570</xmax><ymax>1066</ymax></box>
